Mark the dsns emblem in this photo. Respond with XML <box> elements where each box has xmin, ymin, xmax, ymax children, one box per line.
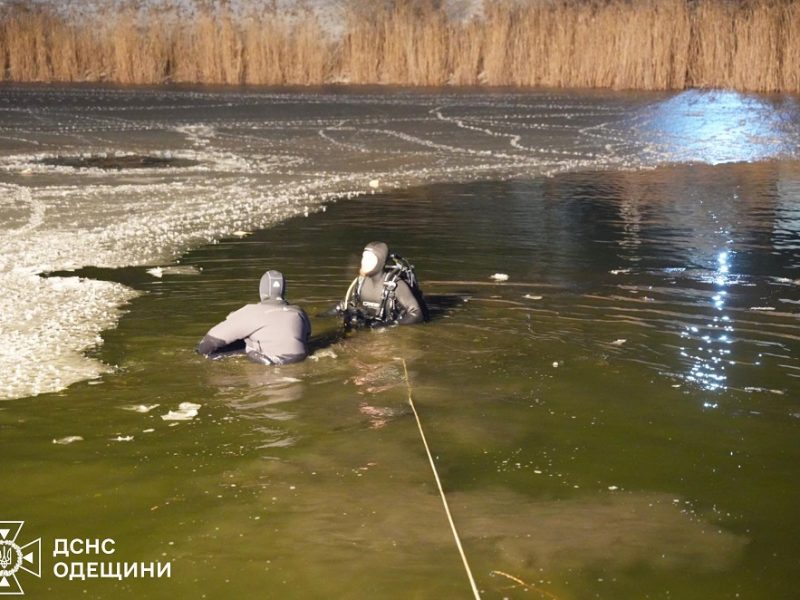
<box><xmin>0</xmin><ymin>522</ymin><xmax>41</xmax><ymax>595</ymax></box>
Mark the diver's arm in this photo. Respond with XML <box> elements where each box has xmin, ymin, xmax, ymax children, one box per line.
<box><xmin>197</xmin><ymin>334</ymin><xmax>227</xmax><ymax>355</ymax></box>
<box><xmin>300</xmin><ymin>309</ymin><xmax>312</xmax><ymax>343</ymax></box>
<box><xmin>393</xmin><ymin>281</ymin><xmax>424</xmax><ymax>324</ymax></box>
<box><xmin>196</xmin><ymin>306</ymin><xmax>256</xmax><ymax>356</ymax></box>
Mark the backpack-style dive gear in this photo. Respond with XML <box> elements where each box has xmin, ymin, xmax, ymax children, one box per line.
<box><xmin>340</xmin><ymin>253</ymin><xmax>428</xmax><ymax>327</ymax></box>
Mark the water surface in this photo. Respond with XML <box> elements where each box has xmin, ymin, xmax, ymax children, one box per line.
<box><xmin>3</xmin><ymin>161</ymin><xmax>799</xmax><ymax>599</ymax></box>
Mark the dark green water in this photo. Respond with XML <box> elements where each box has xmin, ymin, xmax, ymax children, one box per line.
<box><xmin>3</xmin><ymin>161</ymin><xmax>799</xmax><ymax>599</ymax></box>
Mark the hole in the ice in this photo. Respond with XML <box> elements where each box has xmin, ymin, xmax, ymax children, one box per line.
<box><xmin>38</xmin><ymin>154</ymin><xmax>199</xmax><ymax>170</ymax></box>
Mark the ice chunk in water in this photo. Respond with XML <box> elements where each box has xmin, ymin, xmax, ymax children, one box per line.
<box><xmin>161</xmin><ymin>402</ymin><xmax>202</xmax><ymax>421</ymax></box>
<box><xmin>53</xmin><ymin>436</ymin><xmax>83</xmax><ymax>445</ymax></box>
<box><xmin>159</xmin><ymin>265</ymin><xmax>202</xmax><ymax>276</ymax></box>
<box><xmin>122</xmin><ymin>404</ymin><xmax>160</xmax><ymax>413</ymax></box>
<box><xmin>310</xmin><ymin>348</ymin><xmax>338</xmax><ymax>361</ymax></box>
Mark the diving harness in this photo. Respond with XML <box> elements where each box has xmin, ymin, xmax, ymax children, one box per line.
<box><xmin>340</xmin><ymin>254</ymin><xmax>421</xmax><ymax>326</ymax></box>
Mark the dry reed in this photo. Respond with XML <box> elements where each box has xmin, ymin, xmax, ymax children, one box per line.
<box><xmin>0</xmin><ymin>0</ymin><xmax>797</xmax><ymax>92</ymax></box>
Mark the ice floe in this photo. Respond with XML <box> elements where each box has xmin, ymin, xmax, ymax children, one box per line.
<box><xmin>122</xmin><ymin>404</ymin><xmax>160</xmax><ymax>413</ymax></box>
<box><xmin>161</xmin><ymin>402</ymin><xmax>202</xmax><ymax>421</ymax></box>
<box><xmin>310</xmin><ymin>348</ymin><xmax>338</xmax><ymax>361</ymax></box>
<box><xmin>52</xmin><ymin>436</ymin><xmax>83</xmax><ymax>445</ymax></box>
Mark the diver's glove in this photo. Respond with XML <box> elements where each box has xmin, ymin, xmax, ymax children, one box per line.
<box><xmin>197</xmin><ymin>334</ymin><xmax>224</xmax><ymax>356</ymax></box>
<box><xmin>342</xmin><ymin>308</ymin><xmax>369</xmax><ymax>329</ymax></box>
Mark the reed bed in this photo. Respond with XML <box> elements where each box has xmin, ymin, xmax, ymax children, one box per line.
<box><xmin>0</xmin><ymin>0</ymin><xmax>797</xmax><ymax>92</ymax></box>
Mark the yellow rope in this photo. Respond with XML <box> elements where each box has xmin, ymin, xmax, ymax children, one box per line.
<box><xmin>490</xmin><ymin>570</ymin><xmax>560</xmax><ymax>600</ymax></box>
<box><xmin>400</xmin><ymin>358</ymin><xmax>481</xmax><ymax>600</ymax></box>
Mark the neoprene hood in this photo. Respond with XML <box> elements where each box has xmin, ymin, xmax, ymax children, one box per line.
<box><xmin>259</xmin><ymin>270</ymin><xmax>285</xmax><ymax>301</ymax></box>
<box><xmin>362</xmin><ymin>241</ymin><xmax>389</xmax><ymax>277</ymax></box>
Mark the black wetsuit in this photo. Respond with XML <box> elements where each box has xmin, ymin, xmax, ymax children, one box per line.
<box><xmin>351</xmin><ymin>242</ymin><xmax>426</xmax><ymax>326</ymax></box>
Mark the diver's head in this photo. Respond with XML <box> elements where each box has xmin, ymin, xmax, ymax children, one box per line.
<box><xmin>360</xmin><ymin>241</ymin><xmax>389</xmax><ymax>277</ymax></box>
<box><xmin>259</xmin><ymin>270</ymin><xmax>286</xmax><ymax>301</ymax></box>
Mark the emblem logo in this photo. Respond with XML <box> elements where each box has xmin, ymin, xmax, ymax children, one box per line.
<box><xmin>0</xmin><ymin>522</ymin><xmax>41</xmax><ymax>595</ymax></box>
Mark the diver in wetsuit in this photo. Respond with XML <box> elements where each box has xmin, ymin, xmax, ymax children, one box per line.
<box><xmin>340</xmin><ymin>241</ymin><xmax>428</xmax><ymax>328</ymax></box>
<box><xmin>197</xmin><ymin>270</ymin><xmax>311</xmax><ymax>364</ymax></box>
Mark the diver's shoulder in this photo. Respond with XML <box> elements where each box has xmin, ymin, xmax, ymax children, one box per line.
<box><xmin>283</xmin><ymin>303</ymin><xmax>307</xmax><ymax>315</ymax></box>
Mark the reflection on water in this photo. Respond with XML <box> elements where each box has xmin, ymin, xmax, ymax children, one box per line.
<box><xmin>208</xmin><ymin>368</ymin><xmax>305</xmax><ymax>448</ymax></box>
<box><xmin>681</xmin><ymin>250</ymin><xmax>736</xmax><ymax>394</ymax></box>
<box><xmin>634</xmin><ymin>90</ymin><xmax>800</xmax><ymax>164</ymax></box>
<box><xmin>530</xmin><ymin>161</ymin><xmax>800</xmax><ymax>400</ymax></box>
<box><xmin>2</xmin><ymin>160</ymin><xmax>799</xmax><ymax>599</ymax></box>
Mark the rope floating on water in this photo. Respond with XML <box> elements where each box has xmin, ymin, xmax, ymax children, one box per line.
<box><xmin>490</xmin><ymin>570</ymin><xmax>560</xmax><ymax>600</ymax></box>
<box><xmin>400</xmin><ymin>358</ymin><xmax>481</xmax><ymax>600</ymax></box>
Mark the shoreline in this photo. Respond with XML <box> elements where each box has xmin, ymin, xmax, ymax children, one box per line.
<box><xmin>3</xmin><ymin>79</ymin><xmax>800</xmax><ymax>99</ymax></box>
<box><xmin>1</xmin><ymin>0</ymin><xmax>799</xmax><ymax>93</ymax></box>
